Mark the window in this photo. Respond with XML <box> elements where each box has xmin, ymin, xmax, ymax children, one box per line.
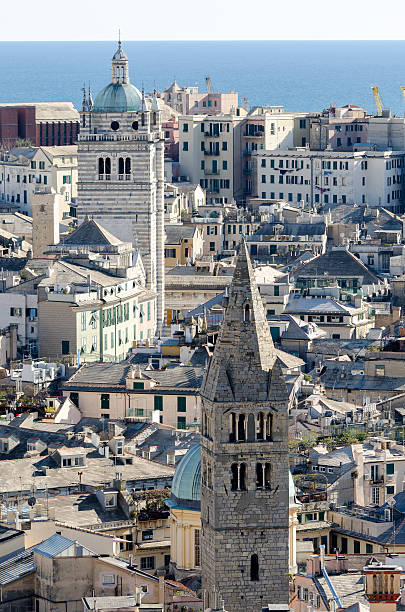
<box><xmin>61</xmin><ymin>340</ymin><xmax>70</xmax><ymax>355</ymax></box>
<box><xmin>372</xmin><ymin>487</ymin><xmax>380</xmax><ymax>505</ymax></box>
<box><xmin>300</xmin><ymin>119</ymin><xmax>306</xmax><ymax>129</ymax></box>
<box><xmin>194</xmin><ymin>529</ymin><xmax>201</xmax><ymax>567</ymax></box>
<box><xmin>177</xmin><ymin>416</ymin><xmax>186</xmax><ymax>430</ymax></box>
<box><xmin>375</xmin><ymin>365</ymin><xmax>385</xmax><ymax>377</ymax></box>
<box><xmin>140</xmin><ymin>557</ymin><xmax>155</xmax><ymax>570</ymax></box>
<box><xmin>62</xmin><ymin>175</ymin><xmax>71</xmax><ymax>184</ymax></box>
<box><xmin>386</xmin><ymin>463</ymin><xmax>395</xmax><ymax>475</ymax></box>
<box><xmin>142</xmin><ymin>529</ymin><xmax>153</xmax><ymax>541</ymax></box>
<box><xmin>183</xmin><ymin>142</ymin><xmax>189</xmax><ymax>151</ymax></box>
<box><xmin>81</xmin><ymin>312</ymin><xmax>86</xmax><ymax>331</ymax></box>
<box><xmin>366</xmin><ymin>544</ymin><xmax>373</xmax><ymax>554</ymax></box>
<box><xmin>183</xmin><ymin>123</ymin><xmax>189</xmax><ymax>132</ymax></box>
<box><xmin>387</xmin><ymin>486</ymin><xmax>395</xmax><ymax>495</ymax></box>
<box><xmin>354</xmin><ymin>540</ymin><xmax>360</xmax><ymax>554</ymax></box>
<box><xmin>250</xmin><ymin>554</ymin><xmax>259</xmax><ymax>581</ymax></box>
<box><xmin>101</xmin><ymin>394</ymin><xmax>110</xmax><ymax>410</ymax></box>
<box><xmin>222</xmin><ymin>142</ymin><xmax>227</xmax><ymax>151</ymax></box>
<box><xmin>223</xmin><ymin>160</ymin><xmax>227</xmax><ymax>170</ymax></box>
<box><xmin>177</xmin><ymin>396</ymin><xmax>187</xmax><ymax>412</ymax></box>
<box><xmin>133</xmin><ymin>382</ymin><xmax>144</xmax><ymax>390</ymax></box>
<box><xmin>154</xmin><ymin>396</ymin><xmax>163</xmax><ymax>411</ymax></box>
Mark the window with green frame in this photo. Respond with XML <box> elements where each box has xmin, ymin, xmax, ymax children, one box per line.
<box><xmin>154</xmin><ymin>396</ymin><xmax>163</xmax><ymax>411</ymax></box>
<box><xmin>177</xmin><ymin>416</ymin><xmax>186</xmax><ymax>429</ymax></box>
<box><xmin>133</xmin><ymin>382</ymin><xmax>144</xmax><ymax>390</ymax></box>
<box><xmin>386</xmin><ymin>463</ymin><xmax>394</xmax><ymax>475</ymax></box>
<box><xmin>177</xmin><ymin>396</ymin><xmax>186</xmax><ymax>412</ymax></box>
<box><xmin>147</xmin><ymin>301</ymin><xmax>151</xmax><ymax>321</ymax></box>
<box><xmin>135</xmin><ymin>408</ymin><xmax>144</xmax><ymax>416</ymax></box>
<box><xmin>101</xmin><ymin>394</ymin><xmax>110</xmax><ymax>409</ymax></box>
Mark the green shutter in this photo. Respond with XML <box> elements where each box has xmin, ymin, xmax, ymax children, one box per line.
<box><xmin>154</xmin><ymin>396</ymin><xmax>163</xmax><ymax>411</ymax></box>
<box><xmin>133</xmin><ymin>382</ymin><xmax>144</xmax><ymax>390</ymax></box>
<box><xmin>101</xmin><ymin>394</ymin><xmax>110</xmax><ymax>409</ymax></box>
<box><xmin>177</xmin><ymin>396</ymin><xmax>187</xmax><ymax>412</ymax></box>
<box><xmin>177</xmin><ymin>416</ymin><xmax>186</xmax><ymax>430</ymax></box>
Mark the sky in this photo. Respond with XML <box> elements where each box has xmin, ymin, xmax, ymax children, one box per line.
<box><xmin>3</xmin><ymin>0</ymin><xmax>405</xmax><ymax>40</ymax></box>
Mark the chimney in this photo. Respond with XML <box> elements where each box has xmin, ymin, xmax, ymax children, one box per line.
<box><xmin>157</xmin><ymin>571</ymin><xmax>165</xmax><ymax>606</ymax></box>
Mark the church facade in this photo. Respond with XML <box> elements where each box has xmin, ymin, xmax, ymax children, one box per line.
<box><xmin>200</xmin><ymin>240</ymin><xmax>290</xmax><ymax>611</ymax></box>
<box><xmin>77</xmin><ymin>42</ymin><xmax>165</xmax><ymax>333</ymax></box>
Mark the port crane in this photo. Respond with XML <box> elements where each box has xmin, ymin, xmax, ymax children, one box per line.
<box><xmin>371</xmin><ymin>85</ymin><xmax>384</xmax><ymax>116</ymax></box>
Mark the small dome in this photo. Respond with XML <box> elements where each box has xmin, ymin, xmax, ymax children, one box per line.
<box><xmin>168</xmin><ymin>444</ymin><xmax>201</xmax><ymax>510</ymax></box>
<box><xmin>93</xmin><ymin>82</ymin><xmax>142</xmax><ymax>113</ymax></box>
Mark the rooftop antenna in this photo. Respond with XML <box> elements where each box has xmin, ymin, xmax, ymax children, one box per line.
<box><xmin>118</xmin><ymin>28</ymin><xmax>121</xmax><ymax>48</ymax></box>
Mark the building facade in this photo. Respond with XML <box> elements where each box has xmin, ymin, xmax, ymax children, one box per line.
<box><xmin>200</xmin><ymin>241</ymin><xmax>290</xmax><ymax>610</ymax></box>
<box><xmin>253</xmin><ymin>150</ymin><xmax>405</xmax><ymax>212</ymax></box>
<box><xmin>0</xmin><ymin>146</ymin><xmax>77</xmax><ymax>216</ymax></box>
<box><xmin>77</xmin><ymin>42</ymin><xmax>165</xmax><ymax>332</ymax></box>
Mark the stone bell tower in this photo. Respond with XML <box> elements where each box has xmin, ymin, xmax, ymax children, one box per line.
<box><xmin>200</xmin><ymin>240</ymin><xmax>290</xmax><ymax>612</ymax></box>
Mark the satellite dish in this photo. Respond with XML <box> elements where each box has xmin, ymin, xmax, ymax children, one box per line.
<box><xmin>27</xmin><ymin>497</ymin><xmax>36</xmax><ymax>507</ymax></box>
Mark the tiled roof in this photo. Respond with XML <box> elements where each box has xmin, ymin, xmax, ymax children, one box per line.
<box><xmin>292</xmin><ymin>248</ymin><xmax>381</xmax><ymax>285</ymax></box>
<box><xmin>0</xmin><ymin>549</ymin><xmax>35</xmax><ymax>585</ymax></box>
<box><xmin>33</xmin><ymin>533</ymin><xmax>75</xmax><ymax>558</ymax></box>
<box><xmin>63</xmin><ymin>219</ymin><xmax>123</xmax><ymax>247</ymax></box>
<box><xmin>165</xmin><ymin>224</ymin><xmax>198</xmax><ymax>244</ymax></box>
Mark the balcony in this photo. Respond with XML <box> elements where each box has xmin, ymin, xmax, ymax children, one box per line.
<box><xmin>243</xmin><ymin>168</ymin><xmax>253</xmax><ymax>174</ymax></box>
<box><xmin>244</xmin><ymin>132</ymin><xmax>264</xmax><ymax>138</ymax></box>
<box><xmin>243</xmin><ymin>150</ymin><xmax>254</xmax><ymax>156</ymax></box>
<box><xmin>204</xmin><ymin>131</ymin><xmax>220</xmax><ymax>137</ymax></box>
<box><xmin>204</xmin><ymin>169</ymin><xmax>219</xmax><ymax>175</ymax></box>
<box><xmin>204</xmin><ymin>150</ymin><xmax>220</xmax><ymax>156</ymax></box>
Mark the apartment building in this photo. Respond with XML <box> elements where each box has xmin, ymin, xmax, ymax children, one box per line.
<box><xmin>162</xmin><ymin>80</ymin><xmax>238</xmax><ymax>116</ymax></box>
<box><xmin>253</xmin><ymin>149</ymin><xmax>405</xmax><ymax>212</ymax></box>
<box><xmin>239</xmin><ymin>108</ymin><xmax>305</xmax><ymax>201</ymax></box>
<box><xmin>179</xmin><ymin>114</ymin><xmax>243</xmax><ymax>206</ymax></box>
<box><xmin>0</xmin><ymin>145</ymin><xmax>77</xmax><ymax>216</ymax></box>
<box><xmin>63</xmin><ymin>362</ymin><xmax>202</xmax><ymax>429</ymax></box>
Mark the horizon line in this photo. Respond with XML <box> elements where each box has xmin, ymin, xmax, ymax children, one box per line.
<box><xmin>0</xmin><ymin>38</ymin><xmax>404</xmax><ymax>43</ymax></box>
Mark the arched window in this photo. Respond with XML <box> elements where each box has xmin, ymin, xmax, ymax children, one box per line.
<box><xmin>266</xmin><ymin>413</ymin><xmax>273</xmax><ymax>441</ymax></box>
<box><xmin>257</xmin><ymin>412</ymin><xmax>264</xmax><ymax>440</ymax></box>
<box><xmin>256</xmin><ymin>463</ymin><xmax>271</xmax><ymax>489</ymax></box>
<box><xmin>207</xmin><ymin>464</ymin><xmax>212</xmax><ymax>488</ymax></box>
<box><xmin>98</xmin><ymin>158</ymin><xmax>104</xmax><ymax>175</ymax></box>
<box><xmin>125</xmin><ymin>157</ymin><xmax>131</xmax><ymax>174</ymax></box>
<box><xmin>229</xmin><ymin>412</ymin><xmax>236</xmax><ymax>442</ymax></box>
<box><xmin>105</xmin><ymin>157</ymin><xmax>111</xmax><ymax>175</ymax></box>
<box><xmin>141</xmin><ymin>113</ymin><xmax>145</xmax><ymax>126</ymax></box>
<box><xmin>153</xmin><ymin>112</ymin><xmax>157</xmax><ymax>125</ymax></box>
<box><xmin>116</xmin><ymin>67</ymin><xmax>120</xmax><ymax>79</ymax></box>
<box><xmin>231</xmin><ymin>463</ymin><xmax>238</xmax><ymax>491</ymax></box>
<box><xmin>118</xmin><ymin>157</ymin><xmax>124</xmax><ymax>175</ymax></box>
<box><xmin>250</xmin><ymin>554</ymin><xmax>259</xmax><ymax>581</ymax></box>
<box><xmin>244</xmin><ymin>303</ymin><xmax>251</xmax><ymax>322</ymax></box>
<box><xmin>238</xmin><ymin>414</ymin><xmax>246</xmax><ymax>441</ymax></box>
<box><xmin>239</xmin><ymin>463</ymin><xmax>247</xmax><ymax>490</ymax></box>
<box><xmin>247</xmin><ymin>414</ymin><xmax>255</xmax><ymax>441</ymax></box>
<box><xmin>264</xmin><ymin>463</ymin><xmax>271</xmax><ymax>489</ymax></box>
<box><xmin>256</xmin><ymin>463</ymin><xmax>263</xmax><ymax>489</ymax></box>
<box><xmin>132</xmin><ymin>121</ymin><xmax>139</xmax><ymax>131</ymax></box>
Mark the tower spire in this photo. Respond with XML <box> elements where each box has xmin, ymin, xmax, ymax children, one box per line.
<box><xmin>81</xmin><ymin>83</ymin><xmax>88</xmax><ymax>112</ymax></box>
<box><xmin>201</xmin><ymin>239</ymin><xmax>276</xmax><ymax>403</ymax></box>
<box><xmin>112</xmin><ymin>33</ymin><xmax>129</xmax><ymax>84</ymax></box>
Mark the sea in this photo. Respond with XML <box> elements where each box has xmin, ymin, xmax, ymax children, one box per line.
<box><xmin>1</xmin><ymin>40</ymin><xmax>405</xmax><ymax>116</ymax></box>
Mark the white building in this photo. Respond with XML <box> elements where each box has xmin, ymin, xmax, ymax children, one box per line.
<box><xmin>178</xmin><ymin>114</ymin><xmax>243</xmax><ymax>206</ymax></box>
<box><xmin>0</xmin><ymin>146</ymin><xmax>77</xmax><ymax>216</ymax></box>
<box><xmin>253</xmin><ymin>149</ymin><xmax>405</xmax><ymax>212</ymax></box>
<box><xmin>77</xmin><ymin>41</ymin><xmax>165</xmax><ymax>332</ymax></box>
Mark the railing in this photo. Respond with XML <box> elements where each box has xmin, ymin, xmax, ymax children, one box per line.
<box><xmin>78</xmin><ymin>133</ymin><xmax>149</xmax><ymax>143</ymax></box>
<box><xmin>204</xmin><ymin>169</ymin><xmax>219</xmax><ymax>175</ymax></box>
<box><xmin>204</xmin><ymin>150</ymin><xmax>220</xmax><ymax>156</ymax></box>
<box><xmin>204</xmin><ymin>132</ymin><xmax>220</xmax><ymax>137</ymax></box>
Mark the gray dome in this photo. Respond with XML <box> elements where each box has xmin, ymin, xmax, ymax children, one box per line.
<box><xmin>92</xmin><ymin>82</ymin><xmax>142</xmax><ymax>113</ymax></box>
<box><xmin>168</xmin><ymin>444</ymin><xmax>201</xmax><ymax>510</ymax></box>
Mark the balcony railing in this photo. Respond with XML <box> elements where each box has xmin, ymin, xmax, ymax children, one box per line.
<box><xmin>204</xmin><ymin>150</ymin><xmax>220</xmax><ymax>156</ymax></box>
<box><xmin>204</xmin><ymin>169</ymin><xmax>219</xmax><ymax>175</ymax></box>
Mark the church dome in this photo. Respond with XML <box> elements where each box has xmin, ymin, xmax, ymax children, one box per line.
<box><xmin>92</xmin><ymin>82</ymin><xmax>142</xmax><ymax>113</ymax></box>
<box><xmin>168</xmin><ymin>444</ymin><xmax>201</xmax><ymax>510</ymax></box>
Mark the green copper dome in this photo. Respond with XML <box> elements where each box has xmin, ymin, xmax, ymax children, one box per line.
<box><xmin>168</xmin><ymin>444</ymin><xmax>201</xmax><ymax>510</ymax></box>
<box><xmin>92</xmin><ymin>82</ymin><xmax>142</xmax><ymax>113</ymax></box>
